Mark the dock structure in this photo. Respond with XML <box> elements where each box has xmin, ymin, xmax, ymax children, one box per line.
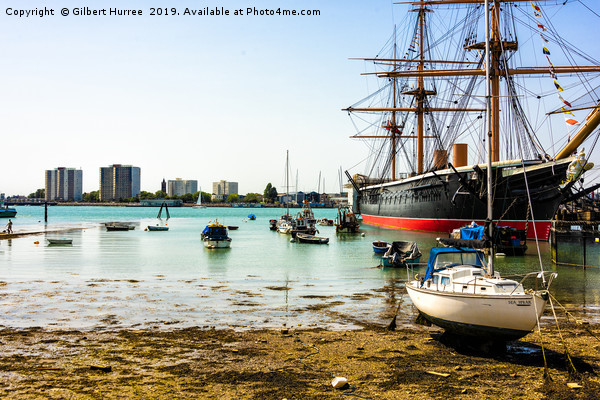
<box><xmin>550</xmin><ymin>210</ymin><xmax>600</xmax><ymax>268</ymax></box>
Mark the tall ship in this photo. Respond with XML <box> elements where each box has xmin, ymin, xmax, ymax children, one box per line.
<box><xmin>344</xmin><ymin>0</ymin><xmax>600</xmax><ymax>239</ymax></box>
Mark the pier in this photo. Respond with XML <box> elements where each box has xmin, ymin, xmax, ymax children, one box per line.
<box><xmin>550</xmin><ymin>210</ymin><xmax>600</xmax><ymax>268</ymax></box>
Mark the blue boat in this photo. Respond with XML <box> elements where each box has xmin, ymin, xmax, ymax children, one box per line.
<box><xmin>202</xmin><ymin>222</ymin><xmax>232</xmax><ymax>249</ymax></box>
<box><xmin>0</xmin><ymin>203</ymin><xmax>17</xmax><ymax>218</ymax></box>
<box><xmin>248</xmin><ymin>214</ymin><xmax>256</xmax><ymax>220</ymax></box>
<box><xmin>449</xmin><ymin>222</ymin><xmax>527</xmax><ymax>256</ymax></box>
<box><xmin>372</xmin><ymin>241</ymin><xmax>390</xmax><ymax>254</ymax></box>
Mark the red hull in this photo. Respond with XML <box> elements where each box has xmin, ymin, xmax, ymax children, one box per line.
<box><xmin>361</xmin><ymin>214</ymin><xmax>551</xmax><ymax>240</ymax></box>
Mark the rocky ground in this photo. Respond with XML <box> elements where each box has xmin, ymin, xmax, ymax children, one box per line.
<box><xmin>0</xmin><ymin>318</ymin><xmax>598</xmax><ymax>399</ymax></box>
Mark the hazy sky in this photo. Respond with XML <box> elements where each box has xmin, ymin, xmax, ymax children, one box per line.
<box><xmin>1</xmin><ymin>0</ymin><xmax>599</xmax><ymax>196</ymax></box>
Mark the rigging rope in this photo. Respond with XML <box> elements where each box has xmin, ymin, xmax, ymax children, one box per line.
<box><xmin>548</xmin><ymin>296</ymin><xmax>578</xmax><ymax>376</ymax></box>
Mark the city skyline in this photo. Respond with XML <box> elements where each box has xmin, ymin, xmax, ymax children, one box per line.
<box><xmin>1</xmin><ymin>1</ymin><xmax>599</xmax><ymax>197</ymax></box>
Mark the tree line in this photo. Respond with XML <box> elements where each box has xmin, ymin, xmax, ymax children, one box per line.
<box><xmin>27</xmin><ymin>183</ymin><xmax>280</xmax><ymax>204</ymax></box>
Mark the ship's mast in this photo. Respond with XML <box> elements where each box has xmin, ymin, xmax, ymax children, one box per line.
<box><xmin>402</xmin><ymin>4</ymin><xmax>433</xmax><ymax>175</ymax></box>
<box><xmin>391</xmin><ymin>26</ymin><xmax>398</xmax><ymax>179</ymax></box>
<box><xmin>417</xmin><ymin>5</ymin><xmax>426</xmax><ymax>174</ymax></box>
<box><xmin>346</xmin><ymin>0</ymin><xmax>600</xmax><ymax>179</ymax></box>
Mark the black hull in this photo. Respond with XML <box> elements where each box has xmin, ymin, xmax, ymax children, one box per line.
<box><xmin>357</xmin><ymin>159</ymin><xmax>574</xmax><ymax>240</ymax></box>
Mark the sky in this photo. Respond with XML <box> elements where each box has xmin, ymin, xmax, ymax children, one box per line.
<box><xmin>1</xmin><ymin>0</ymin><xmax>599</xmax><ymax>197</ymax></box>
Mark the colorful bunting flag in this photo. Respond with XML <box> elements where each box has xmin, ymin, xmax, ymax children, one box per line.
<box><xmin>531</xmin><ymin>2</ymin><xmax>541</xmax><ymax>12</ymax></box>
<box><xmin>534</xmin><ymin>11</ymin><xmax>541</xmax><ymax>18</ymax></box>
<box><xmin>540</xmin><ymin>33</ymin><xmax>549</xmax><ymax>43</ymax></box>
<box><xmin>543</xmin><ymin>46</ymin><xmax>550</xmax><ymax>55</ymax></box>
<box><xmin>558</xmin><ymin>94</ymin><xmax>572</xmax><ymax>108</ymax></box>
<box><xmin>561</xmin><ymin>107</ymin><xmax>574</xmax><ymax>116</ymax></box>
<box><xmin>565</xmin><ymin>118</ymin><xmax>580</xmax><ymax>126</ymax></box>
<box><xmin>554</xmin><ymin>80</ymin><xmax>564</xmax><ymax>91</ymax></box>
<box><xmin>537</xmin><ymin>23</ymin><xmax>547</xmax><ymax>31</ymax></box>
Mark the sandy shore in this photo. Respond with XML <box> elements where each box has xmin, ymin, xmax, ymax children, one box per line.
<box><xmin>0</xmin><ymin>318</ymin><xmax>598</xmax><ymax>399</ymax></box>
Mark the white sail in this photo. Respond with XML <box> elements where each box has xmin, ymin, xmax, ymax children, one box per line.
<box><xmin>194</xmin><ymin>187</ymin><xmax>206</xmax><ymax>208</ymax></box>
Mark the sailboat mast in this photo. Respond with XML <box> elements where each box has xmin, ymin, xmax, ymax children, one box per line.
<box><xmin>286</xmin><ymin>150</ymin><xmax>289</xmax><ymax>215</ymax></box>
<box><xmin>484</xmin><ymin>0</ymin><xmax>495</xmax><ymax>274</ymax></box>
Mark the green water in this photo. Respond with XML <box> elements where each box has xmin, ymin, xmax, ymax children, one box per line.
<box><xmin>1</xmin><ymin>205</ymin><xmax>598</xmax><ymax>330</ymax></box>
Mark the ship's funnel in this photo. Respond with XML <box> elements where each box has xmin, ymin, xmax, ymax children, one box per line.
<box><xmin>433</xmin><ymin>150</ymin><xmax>448</xmax><ymax>170</ymax></box>
<box><xmin>555</xmin><ymin>103</ymin><xmax>600</xmax><ymax>160</ymax></box>
<box><xmin>452</xmin><ymin>144</ymin><xmax>468</xmax><ymax>168</ymax></box>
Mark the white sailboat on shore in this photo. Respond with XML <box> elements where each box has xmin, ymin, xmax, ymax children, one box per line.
<box><xmin>405</xmin><ymin>0</ymin><xmax>558</xmax><ymax>343</ymax></box>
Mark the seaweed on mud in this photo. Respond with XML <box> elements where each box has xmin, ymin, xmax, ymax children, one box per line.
<box><xmin>265</xmin><ymin>286</ymin><xmax>291</xmax><ymax>291</ymax></box>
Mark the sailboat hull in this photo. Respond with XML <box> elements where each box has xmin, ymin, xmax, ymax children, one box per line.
<box><xmin>406</xmin><ymin>284</ymin><xmax>547</xmax><ymax>341</ymax></box>
<box><xmin>357</xmin><ymin>159</ymin><xmax>572</xmax><ymax>240</ymax></box>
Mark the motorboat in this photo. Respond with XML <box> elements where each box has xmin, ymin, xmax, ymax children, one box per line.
<box><xmin>291</xmin><ymin>202</ymin><xmax>317</xmax><ymax>238</ymax></box>
<box><xmin>449</xmin><ymin>223</ymin><xmax>527</xmax><ymax>256</ymax></box>
<box><xmin>317</xmin><ymin>218</ymin><xmax>334</xmax><ymax>226</ymax></box>
<box><xmin>0</xmin><ymin>203</ymin><xmax>17</xmax><ymax>218</ymax></box>
<box><xmin>335</xmin><ymin>206</ymin><xmax>359</xmax><ymax>233</ymax></box>
<box><xmin>201</xmin><ymin>221</ymin><xmax>232</xmax><ymax>249</ymax></box>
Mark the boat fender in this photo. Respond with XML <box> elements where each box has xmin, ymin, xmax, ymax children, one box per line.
<box><xmin>415</xmin><ymin>274</ymin><xmax>421</xmax><ymax>281</ymax></box>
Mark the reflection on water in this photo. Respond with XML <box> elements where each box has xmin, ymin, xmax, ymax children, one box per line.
<box><xmin>0</xmin><ymin>205</ymin><xmax>598</xmax><ymax>330</ymax></box>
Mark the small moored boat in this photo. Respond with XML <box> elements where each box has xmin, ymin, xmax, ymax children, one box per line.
<box><xmin>105</xmin><ymin>223</ymin><xmax>134</xmax><ymax>231</ymax></box>
<box><xmin>0</xmin><ymin>204</ymin><xmax>17</xmax><ymax>218</ymax></box>
<box><xmin>372</xmin><ymin>241</ymin><xmax>390</xmax><ymax>254</ymax></box>
<box><xmin>335</xmin><ymin>206</ymin><xmax>360</xmax><ymax>233</ymax></box>
<box><xmin>201</xmin><ymin>221</ymin><xmax>232</xmax><ymax>249</ymax></box>
<box><xmin>269</xmin><ymin>219</ymin><xmax>278</xmax><ymax>230</ymax></box>
<box><xmin>147</xmin><ymin>225</ymin><xmax>169</xmax><ymax>231</ymax></box>
<box><xmin>47</xmin><ymin>238</ymin><xmax>73</xmax><ymax>245</ymax></box>
<box><xmin>295</xmin><ymin>233</ymin><xmax>329</xmax><ymax>244</ymax></box>
<box><xmin>381</xmin><ymin>241</ymin><xmax>421</xmax><ymax>267</ymax></box>
<box><xmin>317</xmin><ymin>218</ymin><xmax>334</xmax><ymax>226</ymax></box>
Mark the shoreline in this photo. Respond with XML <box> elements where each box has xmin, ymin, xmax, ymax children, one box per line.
<box><xmin>0</xmin><ymin>322</ymin><xmax>597</xmax><ymax>399</ymax></box>
<box><xmin>5</xmin><ymin>202</ymin><xmax>335</xmax><ymax>208</ymax></box>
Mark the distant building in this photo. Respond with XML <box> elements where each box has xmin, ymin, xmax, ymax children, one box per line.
<box><xmin>212</xmin><ymin>180</ymin><xmax>238</xmax><ymax>197</ymax></box>
<box><xmin>99</xmin><ymin>164</ymin><xmax>141</xmax><ymax>202</ymax></box>
<box><xmin>167</xmin><ymin>178</ymin><xmax>198</xmax><ymax>197</ymax></box>
<box><xmin>45</xmin><ymin>167</ymin><xmax>83</xmax><ymax>201</ymax></box>
<box><xmin>161</xmin><ymin>178</ymin><xmax>167</xmax><ymax>193</ymax></box>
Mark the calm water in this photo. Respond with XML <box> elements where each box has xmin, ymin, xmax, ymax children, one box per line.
<box><xmin>1</xmin><ymin>205</ymin><xmax>598</xmax><ymax>331</ymax></box>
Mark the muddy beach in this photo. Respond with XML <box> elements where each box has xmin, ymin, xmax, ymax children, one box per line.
<box><xmin>0</xmin><ymin>317</ymin><xmax>598</xmax><ymax>400</ymax></box>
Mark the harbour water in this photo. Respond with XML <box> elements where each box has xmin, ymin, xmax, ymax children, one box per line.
<box><xmin>1</xmin><ymin>206</ymin><xmax>599</xmax><ymax>331</ymax></box>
